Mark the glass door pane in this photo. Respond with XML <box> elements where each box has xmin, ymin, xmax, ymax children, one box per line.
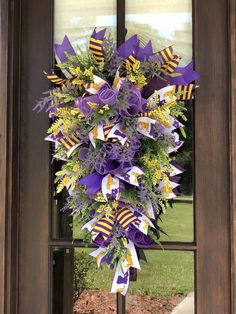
<box><xmin>52</xmin><ymin>0</ymin><xmax>117</xmax><ymax>240</ymax></box>
<box><xmin>51</xmin><ymin>1</ymin><xmax>195</xmax><ymax>312</ymax></box>
<box><xmin>53</xmin><ymin>0</ymin><xmax>194</xmax><ymax>243</ymax></box>
<box><xmin>54</xmin><ymin>0</ymin><xmax>117</xmax><ymax>45</ymax></box>
<box><xmin>52</xmin><ymin>247</ymin><xmax>117</xmax><ymax>314</ymax></box>
<box><xmin>52</xmin><ymin>248</ymin><xmax>194</xmax><ymax>313</ymax></box>
<box><xmin>126</xmin><ymin>0</ymin><xmax>194</xmax><ymax>242</ymax></box>
<box><xmin>126</xmin><ymin>0</ymin><xmax>192</xmax><ymax>63</ymax></box>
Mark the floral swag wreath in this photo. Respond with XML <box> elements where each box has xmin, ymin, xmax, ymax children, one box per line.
<box><xmin>35</xmin><ymin>28</ymin><xmax>200</xmax><ymax>295</ymax></box>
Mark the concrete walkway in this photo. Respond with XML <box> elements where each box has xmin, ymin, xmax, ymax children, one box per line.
<box><xmin>171</xmin><ymin>292</ymin><xmax>194</xmax><ymax>314</ymax></box>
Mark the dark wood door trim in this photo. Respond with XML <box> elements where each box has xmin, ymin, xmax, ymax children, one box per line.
<box><xmin>17</xmin><ymin>0</ymin><xmax>53</xmax><ymax>313</ymax></box>
<box><xmin>0</xmin><ymin>0</ymin><xmax>21</xmax><ymax>313</ymax></box>
<box><xmin>194</xmin><ymin>0</ymin><xmax>234</xmax><ymax>312</ymax></box>
<box><xmin>229</xmin><ymin>0</ymin><xmax>236</xmax><ymax>312</ymax></box>
<box><xmin>0</xmin><ymin>0</ymin><xmax>9</xmax><ymax>311</ymax></box>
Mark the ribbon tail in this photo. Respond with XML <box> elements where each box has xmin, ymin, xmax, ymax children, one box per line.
<box><xmin>89</xmin><ymin>247</ymin><xmax>106</xmax><ymax>267</ymax></box>
<box><xmin>111</xmin><ymin>265</ymin><xmax>130</xmax><ymax>295</ymax></box>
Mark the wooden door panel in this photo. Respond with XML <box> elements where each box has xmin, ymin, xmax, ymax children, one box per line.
<box><xmin>194</xmin><ymin>0</ymin><xmax>232</xmax><ymax>312</ymax></box>
<box><xmin>18</xmin><ymin>0</ymin><xmax>52</xmax><ymax>313</ymax></box>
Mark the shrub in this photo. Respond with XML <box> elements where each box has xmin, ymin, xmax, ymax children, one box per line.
<box><xmin>73</xmin><ymin>250</ymin><xmax>97</xmax><ymax>301</ymax></box>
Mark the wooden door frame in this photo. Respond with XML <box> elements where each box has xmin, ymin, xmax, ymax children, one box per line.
<box><xmin>0</xmin><ymin>0</ymin><xmax>236</xmax><ymax>313</ymax></box>
<box><xmin>0</xmin><ymin>0</ymin><xmax>53</xmax><ymax>313</ymax></box>
<box><xmin>229</xmin><ymin>0</ymin><xmax>236</xmax><ymax>312</ymax></box>
<box><xmin>194</xmin><ymin>0</ymin><xmax>236</xmax><ymax>312</ymax></box>
<box><xmin>0</xmin><ymin>0</ymin><xmax>21</xmax><ymax>313</ymax></box>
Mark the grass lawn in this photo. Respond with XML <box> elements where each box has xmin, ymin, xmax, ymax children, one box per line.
<box><xmin>159</xmin><ymin>201</ymin><xmax>194</xmax><ymax>242</ymax></box>
<box><xmin>73</xmin><ymin>201</ymin><xmax>194</xmax><ymax>296</ymax></box>
<box><xmin>78</xmin><ymin>249</ymin><xmax>194</xmax><ymax>296</ymax></box>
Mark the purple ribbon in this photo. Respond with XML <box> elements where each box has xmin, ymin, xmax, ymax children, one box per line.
<box><xmin>170</xmin><ymin>62</ymin><xmax>200</xmax><ymax>85</ymax></box>
<box><xmin>91</xmin><ymin>28</ymin><xmax>106</xmax><ymax>40</ymax></box>
<box><xmin>93</xmin><ymin>234</ymin><xmax>111</xmax><ymax>248</ymax></box>
<box><xmin>127</xmin><ymin>227</ymin><xmax>154</xmax><ymax>247</ymax></box>
<box><xmin>117</xmin><ymin>35</ymin><xmax>139</xmax><ymax>58</ymax></box>
<box><xmin>78</xmin><ymin>170</ymin><xmax>126</xmax><ymax>195</ymax></box>
<box><xmin>79</xmin><ymin>172</ymin><xmax>103</xmax><ymax>194</ymax></box>
<box><xmin>75</xmin><ymin>95</ymin><xmax>101</xmax><ymax>117</ymax></box>
<box><xmin>117</xmin><ymin>35</ymin><xmax>154</xmax><ymax>61</ymax></box>
<box><xmin>136</xmin><ymin>41</ymin><xmax>154</xmax><ymax>61</ymax></box>
<box><xmin>142</xmin><ymin>76</ymin><xmax>168</xmax><ymax>99</ymax></box>
<box><xmin>117</xmin><ymin>271</ymin><xmax>129</xmax><ymax>284</ymax></box>
<box><xmin>54</xmin><ymin>35</ymin><xmax>76</xmax><ymax>63</ymax></box>
<box><xmin>170</xmin><ymin>161</ymin><xmax>186</xmax><ymax>173</ymax></box>
<box><xmin>98</xmin><ymin>85</ymin><xmax>117</xmax><ymax>106</ymax></box>
<box><xmin>142</xmin><ymin>61</ymin><xmax>200</xmax><ymax>98</ymax></box>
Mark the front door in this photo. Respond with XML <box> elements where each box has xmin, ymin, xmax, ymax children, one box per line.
<box><xmin>0</xmin><ymin>0</ymin><xmax>235</xmax><ymax>313</ymax></box>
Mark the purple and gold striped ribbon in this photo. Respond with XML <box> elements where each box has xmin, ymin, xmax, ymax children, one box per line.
<box><xmin>103</xmin><ymin>123</ymin><xmax>115</xmax><ymax>140</ymax></box>
<box><xmin>159</xmin><ymin>46</ymin><xmax>175</xmax><ymax>62</ymax></box>
<box><xmin>158</xmin><ymin>46</ymin><xmax>181</xmax><ymax>74</ymax></box>
<box><xmin>58</xmin><ymin>131</ymin><xmax>81</xmax><ymax>151</ymax></box>
<box><xmin>173</xmin><ymin>84</ymin><xmax>194</xmax><ymax>100</ymax></box>
<box><xmin>124</xmin><ymin>140</ymin><xmax>130</xmax><ymax>147</ymax></box>
<box><xmin>161</xmin><ymin>56</ymin><xmax>181</xmax><ymax>74</ymax></box>
<box><xmin>89</xmin><ymin>36</ymin><xmax>105</xmax><ymax>64</ymax></box>
<box><xmin>43</xmin><ymin>71</ymin><xmax>67</xmax><ymax>85</ymax></box>
<box><xmin>121</xmin><ymin>54</ymin><xmax>138</xmax><ymax>72</ymax></box>
<box><xmin>91</xmin><ymin>216</ymin><xmax>115</xmax><ymax>240</ymax></box>
<box><xmin>125</xmin><ymin>54</ymin><xmax>137</xmax><ymax>66</ymax></box>
<box><xmin>116</xmin><ymin>206</ymin><xmax>140</xmax><ymax>231</ymax></box>
<box><xmin>138</xmin><ymin>112</ymin><xmax>149</xmax><ymax>117</ymax></box>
